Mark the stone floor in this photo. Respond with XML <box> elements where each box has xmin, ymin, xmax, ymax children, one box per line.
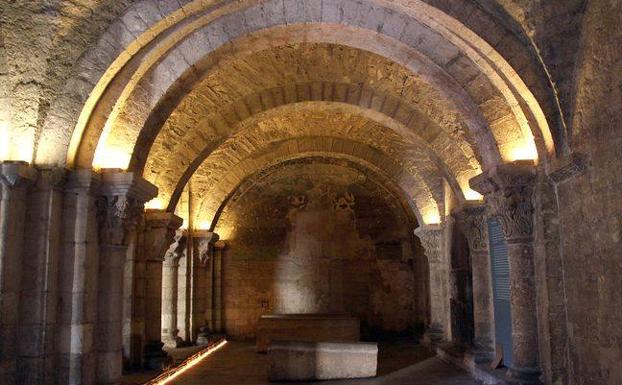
<box><xmin>170</xmin><ymin>340</ymin><xmax>479</xmax><ymax>385</ymax></box>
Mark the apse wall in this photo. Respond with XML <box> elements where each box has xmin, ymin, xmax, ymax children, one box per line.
<box><xmin>213</xmin><ymin>159</ymin><xmax>428</xmax><ymax>339</ymax></box>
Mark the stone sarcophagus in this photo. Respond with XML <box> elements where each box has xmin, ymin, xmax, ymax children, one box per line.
<box><xmin>268</xmin><ymin>341</ymin><xmax>378</xmax><ymax>381</ymax></box>
<box><xmin>256</xmin><ymin>314</ymin><xmax>360</xmax><ymax>353</ymax></box>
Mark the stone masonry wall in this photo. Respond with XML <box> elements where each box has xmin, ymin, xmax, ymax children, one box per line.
<box><xmin>214</xmin><ymin>160</ymin><xmax>427</xmax><ymax>339</ymax></box>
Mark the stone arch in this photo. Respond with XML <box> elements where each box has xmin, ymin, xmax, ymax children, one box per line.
<box><xmin>32</xmin><ymin>0</ymin><xmax>559</xmax><ymax>169</ymax></box>
<box><xmin>207</xmin><ymin>151</ymin><xmax>425</xmax><ymax>234</ymax></box>
<box><xmin>189</xmin><ymin>134</ymin><xmax>444</xmax><ymax>227</ymax></box>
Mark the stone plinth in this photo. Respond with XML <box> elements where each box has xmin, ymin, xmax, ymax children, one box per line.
<box><xmin>256</xmin><ymin>314</ymin><xmax>359</xmax><ymax>353</ymax></box>
<box><xmin>268</xmin><ymin>341</ymin><xmax>377</xmax><ymax>381</ymax></box>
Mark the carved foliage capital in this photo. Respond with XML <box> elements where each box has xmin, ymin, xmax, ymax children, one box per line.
<box><xmin>414</xmin><ymin>227</ymin><xmax>443</xmax><ymax>263</ymax></box>
<box><xmin>454</xmin><ymin>206</ymin><xmax>488</xmax><ymax>252</ymax></box>
<box><xmin>164</xmin><ymin>230</ymin><xmax>187</xmax><ymax>264</ymax></box>
<box><xmin>144</xmin><ymin>212</ymin><xmax>183</xmax><ymax>261</ymax></box>
<box><xmin>96</xmin><ymin>195</ymin><xmax>144</xmax><ymax>246</ymax></box>
<box><xmin>194</xmin><ymin>231</ymin><xmax>219</xmax><ymax>266</ymax></box>
<box><xmin>471</xmin><ymin>164</ymin><xmax>536</xmax><ymax>242</ymax></box>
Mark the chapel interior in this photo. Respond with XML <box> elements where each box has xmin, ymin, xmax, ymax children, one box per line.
<box><xmin>0</xmin><ymin>1</ymin><xmax>620</xmax><ymax>385</ymax></box>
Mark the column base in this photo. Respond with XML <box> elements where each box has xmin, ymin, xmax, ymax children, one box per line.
<box><xmin>469</xmin><ymin>338</ymin><xmax>495</xmax><ymax>364</ymax></box>
<box><xmin>196</xmin><ymin>326</ymin><xmax>211</xmax><ymax>346</ymax></box>
<box><xmin>422</xmin><ymin>326</ymin><xmax>444</xmax><ymax>346</ymax></box>
<box><xmin>143</xmin><ymin>341</ymin><xmax>170</xmax><ymax>370</ymax></box>
<box><xmin>162</xmin><ymin>330</ymin><xmax>184</xmax><ymax>348</ymax></box>
<box><xmin>507</xmin><ymin>365</ymin><xmax>543</xmax><ymax>385</ymax></box>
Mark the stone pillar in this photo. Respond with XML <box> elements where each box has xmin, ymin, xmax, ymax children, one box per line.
<box><xmin>95</xmin><ymin>171</ymin><xmax>157</xmax><ymax>385</ymax></box>
<box><xmin>142</xmin><ymin>211</ymin><xmax>182</xmax><ymax>368</ymax></box>
<box><xmin>18</xmin><ymin>168</ymin><xmax>65</xmax><ymax>384</ymax></box>
<box><xmin>57</xmin><ymin>170</ymin><xmax>100</xmax><ymax>385</ymax></box>
<box><xmin>122</xmin><ymin>222</ymin><xmax>143</xmax><ymax>369</ymax></box>
<box><xmin>0</xmin><ymin>161</ymin><xmax>37</xmax><ymax>385</ymax></box>
<box><xmin>161</xmin><ymin>231</ymin><xmax>187</xmax><ymax>348</ymax></box>
<box><xmin>414</xmin><ymin>225</ymin><xmax>447</xmax><ymax>344</ymax></box>
<box><xmin>454</xmin><ymin>205</ymin><xmax>495</xmax><ymax>363</ymax></box>
<box><xmin>192</xmin><ymin>231</ymin><xmax>219</xmax><ymax>344</ymax></box>
<box><xmin>213</xmin><ymin>240</ymin><xmax>226</xmax><ymax>333</ymax></box>
<box><xmin>471</xmin><ymin>163</ymin><xmax>542</xmax><ymax>385</ymax></box>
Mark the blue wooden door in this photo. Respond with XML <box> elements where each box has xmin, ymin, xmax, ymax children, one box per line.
<box><xmin>488</xmin><ymin>218</ymin><xmax>513</xmax><ymax>367</ymax></box>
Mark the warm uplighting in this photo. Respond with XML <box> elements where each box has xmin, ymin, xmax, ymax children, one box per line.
<box><xmin>463</xmin><ymin>187</ymin><xmax>483</xmax><ymax>201</ymax></box>
<box><xmin>145</xmin><ymin>197</ymin><xmax>165</xmax><ymax>210</ymax></box>
<box><xmin>421</xmin><ymin>206</ymin><xmax>441</xmax><ymax>225</ymax></box>
<box><xmin>92</xmin><ymin>145</ymin><xmax>131</xmax><ymax>170</ymax></box>
<box><xmin>505</xmin><ymin>139</ymin><xmax>538</xmax><ymax>163</ymax></box>
<box><xmin>148</xmin><ymin>339</ymin><xmax>227</xmax><ymax>385</ymax></box>
<box><xmin>0</xmin><ymin>121</ymin><xmax>9</xmax><ymax>161</ymax></box>
<box><xmin>195</xmin><ymin>220</ymin><xmax>211</xmax><ymax>230</ymax></box>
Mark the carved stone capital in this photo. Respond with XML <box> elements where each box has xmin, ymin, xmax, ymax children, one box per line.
<box><xmin>453</xmin><ymin>205</ymin><xmax>488</xmax><ymax>252</ymax></box>
<box><xmin>414</xmin><ymin>225</ymin><xmax>443</xmax><ymax>263</ymax></box>
<box><xmin>144</xmin><ymin>211</ymin><xmax>184</xmax><ymax>261</ymax></box>
<box><xmin>97</xmin><ymin>171</ymin><xmax>158</xmax><ymax>246</ymax></box>
<box><xmin>470</xmin><ymin>163</ymin><xmax>536</xmax><ymax>242</ymax></box>
<box><xmin>164</xmin><ymin>230</ymin><xmax>187</xmax><ymax>264</ymax></box>
<box><xmin>0</xmin><ymin>161</ymin><xmax>37</xmax><ymax>190</ymax></box>
<box><xmin>193</xmin><ymin>230</ymin><xmax>219</xmax><ymax>266</ymax></box>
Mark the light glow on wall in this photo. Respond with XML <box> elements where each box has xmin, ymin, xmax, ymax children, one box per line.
<box><xmin>504</xmin><ymin>139</ymin><xmax>539</xmax><ymax>163</ymax></box>
<box><xmin>195</xmin><ymin>220</ymin><xmax>211</xmax><ymax>230</ymax></box>
<box><xmin>145</xmin><ymin>197</ymin><xmax>165</xmax><ymax>210</ymax></box>
<box><xmin>421</xmin><ymin>206</ymin><xmax>441</xmax><ymax>225</ymax></box>
<box><xmin>0</xmin><ymin>121</ymin><xmax>9</xmax><ymax>161</ymax></box>
<box><xmin>92</xmin><ymin>145</ymin><xmax>131</xmax><ymax>170</ymax></box>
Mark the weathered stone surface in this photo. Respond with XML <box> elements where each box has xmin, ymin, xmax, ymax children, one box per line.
<box><xmin>267</xmin><ymin>341</ymin><xmax>378</xmax><ymax>381</ymax></box>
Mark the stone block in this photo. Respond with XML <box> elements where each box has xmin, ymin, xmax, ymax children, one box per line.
<box><xmin>256</xmin><ymin>314</ymin><xmax>360</xmax><ymax>353</ymax></box>
<box><xmin>267</xmin><ymin>341</ymin><xmax>377</xmax><ymax>381</ymax></box>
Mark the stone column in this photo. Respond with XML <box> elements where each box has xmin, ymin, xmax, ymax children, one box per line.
<box><xmin>192</xmin><ymin>231</ymin><xmax>219</xmax><ymax>344</ymax></box>
<box><xmin>414</xmin><ymin>225</ymin><xmax>448</xmax><ymax>344</ymax></box>
<box><xmin>142</xmin><ymin>211</ymin><xmax>182</xmax><ymax>368</ymax></box>
<box><xmin>161</xmin><ymin>231</ymin><xmax>187</xmax><ymax>348</ymax></box>
<box><xmin>18</xmin><ymin>168</ymin><xmax>65</xmax><ymax>384</ymax></box>
<box><xmin>471</xmin><ymin>163</ymin><xmax>542</xmax><ymax>385</ymax></box>
<box><xmin>0</xmin><ymin>161</ymin><xmax>37</xmax><ymax>385</ymax></box>
<box><xmin>212</xmin><ymin>240</ymin><xmax>226</xmax><ymax>333</ymax></box>
<box><xmin>95</xmin><ymin>171</ymin><xmax>157</xmax><ymax>385</ymax></box>
<box><xmin>454</xmin><ymin>205</ymin><xmax>495</xmax><ymax>363</ymax></box>
<box><xmin>57</xmin><ymin>169</ymin><xmax>101</xmax><ymax>385</ymax></box>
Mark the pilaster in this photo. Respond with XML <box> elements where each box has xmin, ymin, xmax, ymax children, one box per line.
<box><xmin>0</xmin><ymin>161</ymin><xmax>37</xmax><ymax>385</ymax></box>
<box><xmin>161</xmin><ymin>230</ymin><xmax>187</xmax><ymax>348</ymax></box>
<box><xmin>142</xmin><ymin>211</ymin><xmax>182</xmax><ymax>368</ymax></box>
<box><xmin>453</xmin><ymin>204</ymin><xmax>495</xmax><ymax>363</ymax></box>
<box><xmin>414</xmin><ymin>225</ymin><xmax>448</xmax><ymax>345</ymax></box>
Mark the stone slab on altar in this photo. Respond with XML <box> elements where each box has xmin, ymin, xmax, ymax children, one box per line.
<box><xmin>256</xmin><ymin>313</ymin><xmax>360</xmax><ymax>353</ymax></box>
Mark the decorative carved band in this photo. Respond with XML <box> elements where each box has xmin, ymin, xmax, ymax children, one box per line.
<box><xmin>548</xmin><ymin>152</ymin><xmax>590</xmax><ymax>184</ymax></box>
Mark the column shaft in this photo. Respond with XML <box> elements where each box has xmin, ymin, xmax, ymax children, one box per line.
<box><xmin>471</xmin><ymin>164</ymin><xmax>542</xmax><ymax>385</ymax></box>
<box><xmin>0</xmin><ymin>162</ymin><xmax>37</xmax><ymax>385</ymax></box>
